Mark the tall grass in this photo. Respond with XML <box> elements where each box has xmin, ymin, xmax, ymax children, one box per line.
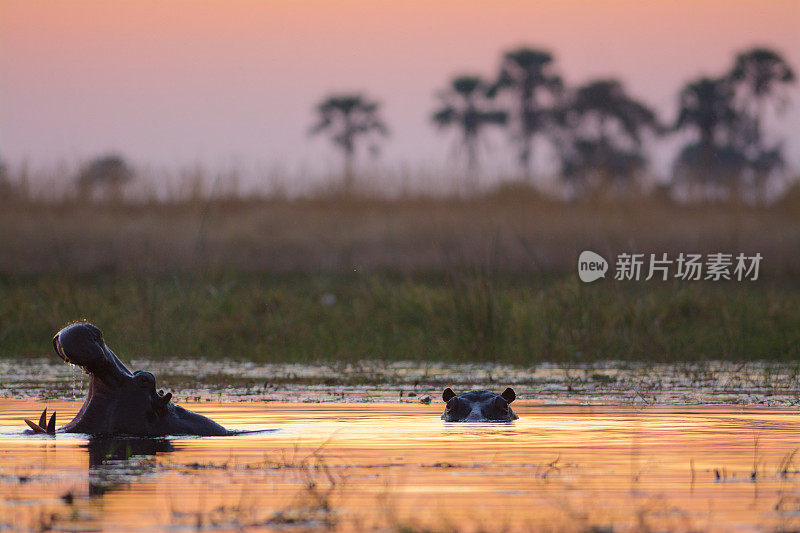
<box><xmin>1</xmin><ymin>173</ymin><xmax>798</xmax><ymax>362</ymax></box>
<box><xmin>1</xmin><ymin>273</ymin><xmax>797</xmax><ymax>362</ymax></box>
<box><xmin>1</xmin><ymin>190</ymin><xmax>798</xmax><ymax>275</ymax></box>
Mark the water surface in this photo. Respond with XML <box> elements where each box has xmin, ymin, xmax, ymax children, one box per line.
<box><xmin>1</xmin><ymin>401</ymin><xmax>798</xmax><ymax>531</ymax></box>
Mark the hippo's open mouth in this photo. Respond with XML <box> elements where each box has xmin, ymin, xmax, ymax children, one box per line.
<box><xmin>52</xmin><ymin>323</ymin><xmax>172</xmax><ymax>405</ymax></box>
<box><xmin>52</xmin><ymin>322</ymin><xmax>133</xmax><ymax>385</ymax></box>
<box><xmin>26</xmin><ymin>322</ymin><xmax>229</xmax><ymax>437</ymax></box>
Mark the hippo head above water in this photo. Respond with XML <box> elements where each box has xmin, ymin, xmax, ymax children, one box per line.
<box><xmin>24</xmin><ymin>322</ymin><xmax>230</xmax><ymax>437</ymax></box>
<box><xmin>441</xmin><ymin>388</ymin><xmax>518</xmax><ymax>422</ymax></box>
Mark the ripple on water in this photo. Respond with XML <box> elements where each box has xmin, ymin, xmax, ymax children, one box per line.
<box><xmin>0</xmin><ymin>402</ymin><xmax>798</xmax><ymax>532</ymax></box>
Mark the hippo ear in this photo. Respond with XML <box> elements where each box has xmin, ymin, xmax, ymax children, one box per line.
<box><xmin>442</xmin><ymin>388</ymin><xmax>456</xmax><ymax>402</ymax></box>
<box><xmin>501</xmin><ymin>387</ymin><xmax>516</xmax><ymax>404</ymax></box>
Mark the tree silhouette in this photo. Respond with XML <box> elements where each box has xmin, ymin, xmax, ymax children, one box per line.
<box><xmin>555</xmin><ymin>79</ymin><xmax>659</xmax><ymax>195</ymax></box>
<box><xmin>76</xmin><ymin>154</ymin><xmax>134</xmax><ymax>202</ymax></box>
<box><xmin>728</xmin><ymin>47</ymin><xmax>796</xmax><ymax>199</ymax></box>
<box><xmin>671</xmin><ymin>76</ymin><xmax>747</xmax><ymax>196</ymax></box>
<box><xmin>674</xmin><ymin>77</ymin><xmax>739</xmax><ymax>157</ymax></box>
<box><xmin>489</xmin><ymin>47</ymin><xmax>563</xmax><ymax>182</ymax></box>
<box><xmin>729</xmin><ymin>47</ymin><xmax>795</xmax><ymax>152</ymax></box>
<box><xmin>310</xmin><ymin>94</ymin><xmax>388</xmax><ymax>192</ymax></box>
<box><xmin>672</xmin><ymin>49</ymin><xmax>796</xmax><ymax>201</ymax></box>
<box><xmin>431</xmin><ymin>75</ymin><xmax>507</xmax><ymax>189</ymax></box>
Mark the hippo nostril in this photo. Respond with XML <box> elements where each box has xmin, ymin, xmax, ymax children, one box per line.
<box><xmin>86</xmin><ymin>323</ymin><xmax>103</xmax><ymax>342</ymax></box>
<box><xmin>134</xmin><ymin>371</ymin><xmax>156</xmax><ymax>389</ymax></box>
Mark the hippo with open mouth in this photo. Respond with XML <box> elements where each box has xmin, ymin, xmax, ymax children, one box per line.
<box><xmin>24</xmin><ymin>322</ymin><xmax>231</xmax><ymax>436</ymax></box>
<box><xmin>441</xmin><ymin>387</ymin><xmax>518</xmax><ymax>422</ymax></box>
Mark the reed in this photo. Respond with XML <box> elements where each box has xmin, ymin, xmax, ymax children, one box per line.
<box><xmin>1</xmin><ymin>189</ymin><xmax>798</xmax><ymax>275</ymax></box>
<box><xmin>1</xmin><ymin>273</ymin><xmax>797</xmax><ymax>362</ymax></box>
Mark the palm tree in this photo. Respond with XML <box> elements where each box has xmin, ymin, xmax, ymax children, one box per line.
<box><xmin>309</xmin><ymin>94</ymin><xmax>388</xmax><ymax>192</ymax></box>
<box><xmin>672</xmin><ymin>76</ymin><xmax>747</xmax><ymax>195</ymax></box>
<box><xmin>489</xmin><ymin>47</ymin><xmax>563</xmax><ymax>181</ymax></box>
<box><xmin>674</xmin><ymin>77</ymin><xmax>738</xmax><ymax>156</ymax></box>
<box><xmin>556</xmin><ymin>79</ymin><xmax>659</xmax><ymax>195</ymax></box>
<box><xmin>728</xmin><ymin>47</ymin><xmax>795</xmax><ymax>152</ymax></box>
<box><xmin>728</xmin><ymin>48</ymin><xmax>795</xmax><ymax>199</ymax></box>
<box><xmin>431</xmin><ymin>75</ymin><xmax>507</xmax><ymax>190</ymax></box>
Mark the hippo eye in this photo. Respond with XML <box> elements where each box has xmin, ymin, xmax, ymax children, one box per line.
<box><xmin>446</xmin><ymin>398</ymin><xmax>459</xmax><ymax>411</ymax></box>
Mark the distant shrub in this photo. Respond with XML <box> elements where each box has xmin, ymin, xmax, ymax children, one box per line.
<box><xmin>75</xmin><ymin>155</ymin><xmax>134</xmax><ymax>202</ymax></box>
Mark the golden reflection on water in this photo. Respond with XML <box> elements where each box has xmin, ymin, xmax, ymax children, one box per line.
<box><xmin>1</xmin><ymin>400</ymin><xmax>799</xmax><ymax>532</ymax></box>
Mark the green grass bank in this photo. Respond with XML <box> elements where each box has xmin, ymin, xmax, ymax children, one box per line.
<box><xmin>1</xmin><ymin>273</ymin><xmax>797</xmax><ymax>363</ymax></box>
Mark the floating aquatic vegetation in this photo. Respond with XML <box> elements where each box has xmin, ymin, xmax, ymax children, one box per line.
<box><xmin>2</xmin><ymin>359</ymin><xmax>799</xmax><ymax>405</ymax></box>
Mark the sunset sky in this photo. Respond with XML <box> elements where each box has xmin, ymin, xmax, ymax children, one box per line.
<box><xmin>1</xmin><ymin>0</ymin><xmax>799</xmax><ymax>185</ymax></box>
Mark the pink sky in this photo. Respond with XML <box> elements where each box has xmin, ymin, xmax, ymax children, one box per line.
<box><xmin>1</xmin><ymin>0</ymin><xmax>798</xmax><ymax>184</ymax></box>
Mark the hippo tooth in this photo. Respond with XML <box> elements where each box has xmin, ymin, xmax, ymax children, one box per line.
<box><xmin>47</xmin><ymin>412</ymin><xmax>56</xmax><ymax>434</ymax></box>
<box><xmin>38</xmin><ymin>409</ymin><xmax>47</xmax><ymax>429</ymax></box>
<box><xmin>24</xmin><ymin>419</ymin><xmax>47</xmax><ymax>434</ymax></box>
